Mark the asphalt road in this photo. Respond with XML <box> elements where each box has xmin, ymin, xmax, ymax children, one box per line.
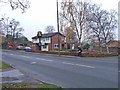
<box><xmin>2</xmin><ymin>50</ymin><xmax>118</xmax><ymax>88</ymax></box>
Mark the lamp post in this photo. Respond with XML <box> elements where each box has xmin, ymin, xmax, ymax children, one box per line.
<box><xmin>56</xmin><ymin>0</ymin><xmax>60</xmax><ymax>56</ymax></box>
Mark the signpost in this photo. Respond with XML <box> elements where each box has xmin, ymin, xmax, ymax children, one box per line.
<box><xmin>37</xmin><ymin>31</ymin><xmax>42</xmax><ymax>50</ymax></box>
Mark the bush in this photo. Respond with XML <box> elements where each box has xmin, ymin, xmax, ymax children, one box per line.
<box><xmin>2</xmin><ymin>41</ymin><xmax>8</xmax><ymax>48</ymax></box>
<box><xmin>83</xmin><ymin>43</ymin><xmax>90</xmax><ymax>50</ymax></box>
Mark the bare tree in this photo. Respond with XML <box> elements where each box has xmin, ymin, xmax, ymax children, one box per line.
<box><xmin>86</xmin><ymin>4</ymin><xmax>117</xmax><ymax>52</ymax></box>
<box><xmin>15</xmin><ymin>27</ymin><xmax>24</xmax><ymax>38</ymax></box>
<box><xmin>0</xmin><ymin>0</ymin><xmax>30</xmax><ymax>13</ymax></box>
<box><xmin>9</xmin><ymin>18</ymin><xmax>24</xmax><ymax>41</ymax></box>
<box><xmin>45</xmin><ymin>25</ymin><xmax>55</xmax><ymax>33</ymax></box>
<box><xmin>0</xmin><ymin>17</ymin><xmax>10</xmax><ymax>36</ymax></box>
<box><xmin>101</xmin><ymin>10</ymin><xmax>117</xmax><ymax>53</ymax></box>
<box><xmin>60</xmin><ymin>0</ymin><xmax>90</xmax><ymax>46</ymax></box>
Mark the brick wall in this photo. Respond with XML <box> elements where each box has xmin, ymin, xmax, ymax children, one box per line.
<box><xmin>49</xmin><ymin>34</ymin><xmax>65</xmax><ymax>51</ymax></box>
<box><xmin>108</xmin><ymin>41</ymin><xmax>120</xmax><ymax>48</ymax></box>
<box><xmin>29</xmin><ymin>43</ymin><xmax>39</xmax><ymax>51</ymax></box>
<box><xmin>109</xmin><ymin>47</ymin><xmax>120</xmax><ymax>54</ymax></box>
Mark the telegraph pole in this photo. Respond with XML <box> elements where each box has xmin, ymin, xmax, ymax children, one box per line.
<box><xmin>56</xmin><ymin>0</ymin><xmax>60</xmax><ymax>56</ymax></box>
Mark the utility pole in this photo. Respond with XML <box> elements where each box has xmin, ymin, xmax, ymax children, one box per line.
<box><xmin>56</xmin><ymin>0</ymin><xmax>60</xmax><ymax>56</ymax></box>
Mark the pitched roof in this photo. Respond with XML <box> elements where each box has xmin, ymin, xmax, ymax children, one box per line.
<box><xmin>32</xmin><ymin>32</ymin><xmax>64</xmax><ymax>39</ymax></box>
<box><xmin>108</xmin><ymin>40</ymin><xmax>120</xmax><ymax>48</ymax></box>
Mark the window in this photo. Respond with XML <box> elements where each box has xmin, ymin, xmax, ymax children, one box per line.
<box><xmin>42</xmin><ymin>38</ymin><xmax>45</xmax><ymax>41</ymax></box>
<box><xmin>54</xmin><ymin>44</ymin><xmax>59</xmax><ymax>48</ymax></box>
<box><xmin>46</xmin><ymin>38</ymin><xmax>49</xmax><ymax>41</ymax></box>
<box><xmin>62</xmin><ymin>44</ymin><xmax>64</xmax><ymax>47</ymax></box>
<box><xmin>43</xmin><ymin>45</ymin><xmax>47</xmax><ymax>49</ymax></box>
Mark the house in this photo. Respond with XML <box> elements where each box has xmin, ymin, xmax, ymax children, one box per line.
<box><xmin>108</xmin><ymin>40</ymin><xmax>120</xmax><ymax>48</ymax></box>
<box><xmin>32</xmin><ymin>32</ymin><xmax>65</xmax><ymax>51</ymax></box>
<box><xmin>107</xmin><ymin>40</ymin><xmax>120</xmax><ymax>54</ymax></box>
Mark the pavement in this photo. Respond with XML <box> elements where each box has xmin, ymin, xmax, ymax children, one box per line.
<box><xmin>0</xmin><ymin>69</ymin><xmax>23</xmax><ymax>84</ymax></box>
<box><xmin>0</xmin><ymin>68</ymin><xmax>42</xmax><ymax>84</ymax></box>
<box><xmin>1</xmin><ymin>49</ymin><xmax>119</xmax><ymax>88</ymax></box>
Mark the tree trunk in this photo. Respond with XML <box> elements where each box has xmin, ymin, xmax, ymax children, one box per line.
<box><xmin>106</xmin><ymin>44</ymin><xmax>109</xmax><ymax>53</ymax></box>
<box><xmin>98</xmin><ymin>38</ymin><xmax>102</xmax><ymax>52</ymax></box>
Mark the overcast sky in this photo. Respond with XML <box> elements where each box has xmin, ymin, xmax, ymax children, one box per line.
<box><xmin>0</xmin><ymin>0</ymin><xmax>119</xmax><ymax>41</ymax></box>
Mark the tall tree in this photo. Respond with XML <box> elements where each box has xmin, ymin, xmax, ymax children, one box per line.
<box><xmin>101</xmin><ymin>10</ymin><xmax>117</xmax><ymax>53</ymax></box>
<box><xmin>60</xmin><ymin>0</ymin><xmax>90</xmax><ymax>46</ymax></box>
<box><xmin>45</xmin><ymin>25</ymin><xmax>55</xmax><ymax>33</ymax></box>
<box><xmin>9</xmin><ymin>19</ymin><xmax>24</xmax><ymax>41</ymax></box>
<box><xmin>86</xmin><ymin>4</ymin><xmax>117</xmax><ymax>52</ymax></box>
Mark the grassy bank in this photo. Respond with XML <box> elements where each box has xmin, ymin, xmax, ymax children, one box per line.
<box><xmin>0</xmin><ymin>61</ymin><xmax>13</xmax><ymax>69</ymax></box>
<box><xmin>2</xmin><ymin>82</ymin><xmax>62</xmax><ymax>89</ymax></box>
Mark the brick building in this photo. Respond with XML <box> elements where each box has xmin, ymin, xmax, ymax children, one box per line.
<box><xmin>107</xmin><ymin>40</ymin><xmax>120</xmax><ymax>54</ymax></box>
<box><xmin>32</xmin><ymin>32</ymin><xmax>66</xmax><ymax>51</ymax></box>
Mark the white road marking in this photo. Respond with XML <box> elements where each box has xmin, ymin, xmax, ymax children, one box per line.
<box><xmin>62</xmin><ymin>62</ymin><xmax>95</xmax><ymax>68</ymax></box>
<box><xmin>75</xmin><ymin>64</ymin><xmax>95</xmax><ymax>68</ymax></box>
<box><xmin>10</xmin><ymin>54</ymin><xmax>14</xmax><ymax>55</ymax></box>
<box><xmin>21</xmin><ymin>56</ymin><xmax>30</xmax><ymax>58</ymax></box>
<box><xmin>41</xmin><ymin>59</ymin><xmax>53</xmax><ymax>62</ymax></box>
<box><xmin>31</xmin><ymin>62</ymin><xmax>36</xmax><ymax>64</ymax></box>
<box><xmin>62</xmin><ymin>62</ymin><xmax>74</xmax><ymax>65</ymax></box>
<box><xmin>3</xmin><ymin>51</ymin><xmax>118</xmax><ymax>64</ymax></box>
<box><xmin>35</xmin><ymin>58</ymin><xmax>53</xmax><ymax>62</ymax></box>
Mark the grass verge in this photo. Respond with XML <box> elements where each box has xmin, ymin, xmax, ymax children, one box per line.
<box><xmin>38</xmin><ymin>83</ymin><xmax>62</xmax><ymax>89</ymax></box>
<box><xmin>0</xmin><ymin>61</ymin><xmax>13</xmax><ymax>69</ymax></box>
<box><xmin>2</xmin><ymin>82</ymin><xmax>31</xmax><ymax>88</ymax></box>
<box><xmin>2</xmin><ymin>82</ymin><xmax>62</xmax><ymax>89</ymax></box>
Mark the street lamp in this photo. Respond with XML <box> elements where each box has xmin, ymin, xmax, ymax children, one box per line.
<box><xmin>56</xmin><ymin>0</ymin><xmax>60</xmax><ymax>56</ymax></box>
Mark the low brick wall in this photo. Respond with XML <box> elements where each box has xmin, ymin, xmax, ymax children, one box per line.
<box><xmin>28</xmin><ymin>50</ymin><xmax>118</xmax><ymax>57</ymax></box>
<box><xmin>3</xmin><ymin>48</ymin><xmax>118</xmax><ymax>57</ymax></box>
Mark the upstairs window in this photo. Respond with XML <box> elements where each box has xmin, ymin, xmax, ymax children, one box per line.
<box><xmin>54</xmin><ymin>44</ymin><xmax>59</xmax><ymax>48</ymax></box>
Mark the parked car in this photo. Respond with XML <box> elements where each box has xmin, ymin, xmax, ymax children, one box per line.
<box><xmin>23</xmin><ymin>46</ymin><xmax>32</xmax><ymax>51</ymax></box>
<box><xmin>16</xmin><ymin>45</ymin><xmax>24</xmax><ymax>50</ymax></box>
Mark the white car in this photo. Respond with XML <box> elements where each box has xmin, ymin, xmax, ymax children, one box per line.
<box><xmin>16</xmin><ymin>46</ymin><xmax>23</xmax><ymax>50</ymax></box>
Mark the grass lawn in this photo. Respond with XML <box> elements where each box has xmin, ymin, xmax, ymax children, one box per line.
<box><xmin>2</xmin><ymin>82</ymin><xmax>31</xmax><ymax>88</ymax></box>
<box><xmin>0</xmin><ymin>61</ymin><xmax>13</xmax><ymax>69</ymax></box>
<box><xmin>39</xmin><ymin>83</ymin><xmax>62</xmax><ymax>89</ymax></box>
<box><xmin>2</xmin><ymin>82</ymin><xmax>62</xmax><ymax>89</ymax></box>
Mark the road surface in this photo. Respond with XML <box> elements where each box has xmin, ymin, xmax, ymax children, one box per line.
<box><xmin>2</xmin><ymin>50</ymin><xmax>118</xmax><ymax>88</ymax></box>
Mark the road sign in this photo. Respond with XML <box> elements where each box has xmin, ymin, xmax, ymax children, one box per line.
<box><xmin>37</xmin><ymin>31</ymin><xmax>42</xmax><ymax>38</ymax></box>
